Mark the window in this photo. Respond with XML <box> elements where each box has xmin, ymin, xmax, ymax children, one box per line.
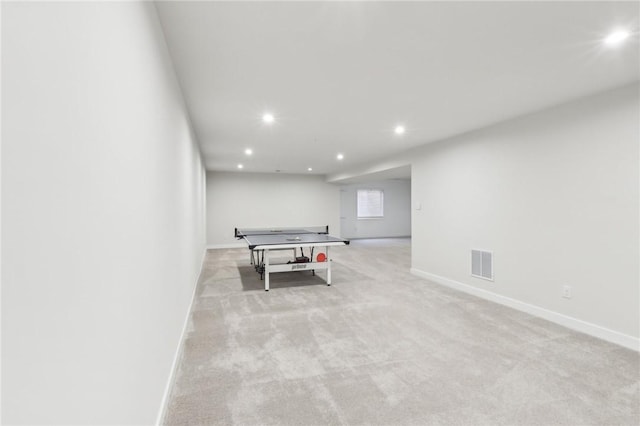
<box><xmin>357</xmin><ymin>189</ymin><xmax>384</xmax><ymax>218</ymax></box>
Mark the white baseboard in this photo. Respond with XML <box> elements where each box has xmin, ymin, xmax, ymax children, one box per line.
<box><xmin>347</xmin><ymin>235</ymin><xmax>411</xmax><ymax>240</ymax></box>
<box><xmin>207</xmin><ymin>242</ymin><xmax>245</xmax><ymax>249</ymax></box>
<box><xmin>410</xmin><ymin>268</ymin><xmax>639</xmax><ymax>352</ymax></box>
<box><xmin>155</xmin><ymin>247</ymin><xmax>207</xmax><ymax>425</ymax></box>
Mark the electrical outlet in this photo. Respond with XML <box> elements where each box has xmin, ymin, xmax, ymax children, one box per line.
<box><xmin>562</xmin><ymin>285</ymin><xmax>572</xmax><ymax>299</ymax></box>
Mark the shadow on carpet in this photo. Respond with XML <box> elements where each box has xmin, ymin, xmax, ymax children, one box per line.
<box><xmin>237</xmin><ymin>265</ymin><xmax>330</xmax><ymax>291</ymax></box>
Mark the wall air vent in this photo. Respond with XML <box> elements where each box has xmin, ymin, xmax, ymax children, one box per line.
<box><xmin>471</xmin><ymin>250</ymin><xmax>493</xmax><ymax>281</ymax></box>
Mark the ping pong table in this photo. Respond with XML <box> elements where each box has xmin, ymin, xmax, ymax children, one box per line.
<box><xmin>234</xmin><ymin>226</ymin><xmax>350</xmax><ymax>291</ymax></box>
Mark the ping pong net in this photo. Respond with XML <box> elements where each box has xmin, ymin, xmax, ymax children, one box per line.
<box><xmin>234</xmin><ymin>226</ymin><xmax>329</xmax><ymax>238</ymax></box>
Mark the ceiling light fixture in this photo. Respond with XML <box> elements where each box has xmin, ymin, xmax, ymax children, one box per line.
<box><xmin>262</xmin><ymin>113</ymin><xmax>275</xmax><ymax>124</ymax></box>
<box><xmin>245</xmin><ymin>148</ymin><xmax>253</xmax><ymax>155</ymax></box>
<box><xmin>308</xmin><ymin>167</ymin><xmax>313</xmax><ymax>172</ymax></box>
<box><xmin>395</xmin><ymin>125</ymin><xmax>406</xmax><ymax>135</ymax></box>
<box><xmin>237</xmin><ymin>164</ymin><xmax>243</xmax><ymax>169</ymax></box>
<box><xmin>604</xmin><ymin>29</ymin><xmax>631</xmax><ymax>46</ymax></box>
<box><xmin>337</xmin><ymin>153</ymin><xmax>344</xmax><ymax>160</ymax></box>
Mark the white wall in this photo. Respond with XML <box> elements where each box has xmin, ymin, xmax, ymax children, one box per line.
<box><xmin>339</xmin><ymin>180</ymin><xmax>411</xmax><ymax>239</ymax></box>
<box><xmin>2</xmin><ymin>2</ymin><xmax>206</xmax><ymax>424</ymax></box>
<box><xmin>207</xmin><ymin>172</ymin><xmax>340</xmax><ymax>247</ymax></box>
<box><xmin>411</xmin><ymin>84</ymin><xmax>639</xmax><ymax>346</ymax></box>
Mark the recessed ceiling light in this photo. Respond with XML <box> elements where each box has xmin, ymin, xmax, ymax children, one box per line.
<box><xmin>395</xmin><ymin>125</ymin><xmax>406</xmax><ymax>135</ymax></box>
<box><xmin>237</xmin><ymin>164</ymin><xmax>243</xmax><ymax>169</ymax></box>
<box><xmin>337</xmin><ymin>153</ymin><xmax>344</xmax><ymax>160</ymax></box>
<box><xmin>262</xmin><ymin>113</ymin><xmax>275</xmax><ymax>124</ymax></box>
<box><xmin>604</xmin><ymin>29</ymin><xmax>631</xmax><ymax>46</ymax></box>
<box><xmin>307</xmin><ymin>167</ymin><xmax>313</xmax><ymax>172</ymax></box>
<box><xmin>245</xmin><ymin>148</ymin><xmax>253</xmax><ymax>155</ymax></box>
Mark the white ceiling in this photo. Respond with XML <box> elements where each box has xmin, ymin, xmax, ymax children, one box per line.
<box><xmin>155</xmin><ymin>1</ymin><xmax>639</xmax><ymax>177</ymax></box>
<box><xmin>336</xmin><ymin>164</ymin><xmax>412</xmax><ymax>184</ymax></box>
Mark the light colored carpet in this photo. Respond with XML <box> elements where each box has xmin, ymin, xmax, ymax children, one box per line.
<box><xmin>164</xmin><ymin>238</ymin><xmax>639</xmax><ymax>425</ymax></box>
